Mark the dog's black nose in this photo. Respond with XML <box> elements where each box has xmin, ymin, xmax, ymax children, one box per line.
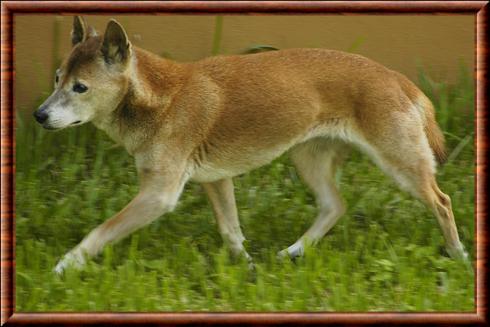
<box><xmin>33</xmin><ymin>109</ymin><xmax>48</xmax><ymax>124</ymax></box>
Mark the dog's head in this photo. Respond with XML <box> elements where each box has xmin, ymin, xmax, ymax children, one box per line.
<box><xmin>33</xmin><ymin>17</ymin><xmax>132</xmax><ymax>130</ymax></box>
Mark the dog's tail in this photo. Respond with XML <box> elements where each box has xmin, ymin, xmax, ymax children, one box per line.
<box><xmin>425</xmin><ymin>102</ymin><xmax>447</xmax><ymax>165</ymax></box>
<box><xmin>396</xmin><ymin>72</ymin><xmax>447</xmax><ymax>165</ymax></box>
<box><xmin>420</xmin><ymin>96</ymin><xmax>447</xmax><ymax>165</ymax></box>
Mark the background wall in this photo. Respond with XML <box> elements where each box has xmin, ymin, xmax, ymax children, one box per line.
<box><xmin>15</xmin><ymin>15</ymin><xmax>474</xmax><ymax>113</ymax></box>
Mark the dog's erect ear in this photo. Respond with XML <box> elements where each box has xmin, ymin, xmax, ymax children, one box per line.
<box><xmin>72</xmin><ymin>16</ymin><xmax>88</xmax><ymax>46</ymax></box>
<box><xmin>101</xmin><ymin>19</ymin><xmax>131</xmax><ymax>65</ymax></box>
<box><xmin>71</xmin><ymin>16</ymin><xmax>97</xmax><ymax>46</ymax></box>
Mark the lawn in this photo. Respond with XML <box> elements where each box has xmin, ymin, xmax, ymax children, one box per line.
<box><xmin>15</xmin><ymin>68</ymin><xmax>475</xmax><ymax>312</ymax></box>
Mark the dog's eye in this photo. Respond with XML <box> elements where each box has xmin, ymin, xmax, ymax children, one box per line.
<box><xmin>73</xmin><ymin>83</ymin><xmax>88</xmax><ymax>93</ymax></box>
<box><xmin>55</xmin><ymin>69</ymin><xmax>61</xmax><ymax>85</ymax></box>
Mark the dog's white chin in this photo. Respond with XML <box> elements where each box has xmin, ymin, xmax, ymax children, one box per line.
<box><xmin>43</xmin><ymin>120</ymin><xmax>85</xmax><ymax>130</ymax></box>
<box><xmin>42</xmin><ymin>124</ymin><xmax>62</xmax><ymax>130</ymax></box>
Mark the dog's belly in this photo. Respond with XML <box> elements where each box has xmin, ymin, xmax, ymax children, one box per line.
<box><xmin>190</xmin><ymin>142</ymin><xmax>294</xmax><ymax>183</ymax></box>
<box><xmin>189</xmin><ymin>122</ymin><xmax>344</xmax><ymax>183</ymax></box>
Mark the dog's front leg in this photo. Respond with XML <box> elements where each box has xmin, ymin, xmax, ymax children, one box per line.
<box><xmin>202</xmin><ymin>178</ymin><xmax>251</xmax><ymax>264</ymax></box>
<box><xmin>54</xmin><ymin>167</ymin><xmax>186</xmax><ymax>274</ymax></box>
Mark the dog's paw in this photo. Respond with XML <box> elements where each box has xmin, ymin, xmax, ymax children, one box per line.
<box><xmin>277</xmin><ymin>241</ymin><xmax>304</xmax><ymax>260</ymax></box>
<box><xmin>447</xmin><ymin>244</ymin><xmax>469</xmax><ymax>262</ymax></box>
<box><xmin>54</xmin><ymin>250</ymin><xmax>85</xmax><ymax>275</ymax></box>
<box><xmin>447</xmin><ymin>245</ymin><xmax>472</xmax><ymax>272</ymax></box>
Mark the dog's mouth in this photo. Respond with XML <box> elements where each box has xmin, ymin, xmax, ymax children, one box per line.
<box><xmin>42</xmin><ymin>124</ymin><xmax>60</xmax><ymax>130</ymax></box>
<box><xmin>42</xmin><ymin>120</ymin><xmax>83</xmax><ymax>131</ymax></box>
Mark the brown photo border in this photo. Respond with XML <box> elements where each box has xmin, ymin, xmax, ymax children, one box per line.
<box><xmin>1</xmin><ymin>1</ymin><xmax>488</xmax><ymax>325</ymax></box>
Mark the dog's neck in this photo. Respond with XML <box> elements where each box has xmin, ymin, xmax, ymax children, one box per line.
<box><xmin>127</xmin><ymin>48</ymin><xmax>188</xmax><ymax>109</ymax></box>
<box><xmin>93</xmin><ymin>47</ymin><xmax>188</xmax><ymax>154</ymax></box>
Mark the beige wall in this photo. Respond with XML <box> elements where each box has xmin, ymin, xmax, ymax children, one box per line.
<box><xmin>15</xmin><ymin>15</ymin><xmax>474</xmax><ymax>113</ymax></box>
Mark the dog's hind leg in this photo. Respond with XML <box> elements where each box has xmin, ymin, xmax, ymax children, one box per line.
<box><xmin>202</xmin><ymin>178</ymin><xmax>252</xmax><ymax>263</ymax></box>
<box><xmin>377</xmin><ymin>156</ymin><xmax>468</xmax><ymax>261</ymax></box>
<box><xmin>279</xmin><ymin>139</ymin><xmax>346</xmax><ymax>258</ymax></box>
<box><xmin>356</xmin><ymin>112</ymin><xmax>469</xmax><ymax>262</ymax></box>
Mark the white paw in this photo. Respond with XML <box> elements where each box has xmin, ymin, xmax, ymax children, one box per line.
<box><xmin>278</xmin><ymin>241</ymin><xmax>304</xmax><ymax>259</ymax></box>
<box><xmin>54</xmin><ymin>250</ymin><xmax>86</xmax><ymax>275</ymax></box>
<box><xmin>447</xmin><ymin>244</ymin><xmax>469</xmax><ymax>262</ymax></box>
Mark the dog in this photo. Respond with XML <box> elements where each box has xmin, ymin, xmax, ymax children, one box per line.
<box><xmin>33</xmin><ymin>17</ymin><xmax>469</xmax><ymax>274</ymax></box>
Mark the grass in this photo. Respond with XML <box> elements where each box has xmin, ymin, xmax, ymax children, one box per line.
<box><xmin>15</xmin><ymin>67</ymin><xmax>475</xmax><ymax>312</ymax></box>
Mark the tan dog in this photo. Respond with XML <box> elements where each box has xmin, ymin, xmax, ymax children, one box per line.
<box><xmin>33</xmin><ymin>17</ymin><xmax>468</xmax><ymax>274</ymax></box>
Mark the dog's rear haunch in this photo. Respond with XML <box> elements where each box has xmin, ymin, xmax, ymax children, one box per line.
<box><xmin>32</xmin><ymin>17</ymin><xmax>469</xmax><ymax>274</ymax></box>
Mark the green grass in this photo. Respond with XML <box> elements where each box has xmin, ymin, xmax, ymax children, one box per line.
<box><xmin>15</xmin><ymin>69</ymin><xmax>475</xmax><ymax>312</ymax></box>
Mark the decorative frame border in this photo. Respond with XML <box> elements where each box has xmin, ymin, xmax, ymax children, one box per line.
<box><xmin>1</xmin><ymin>1</ymin><xmax>488</xmax><ymax>325</ymax></box>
